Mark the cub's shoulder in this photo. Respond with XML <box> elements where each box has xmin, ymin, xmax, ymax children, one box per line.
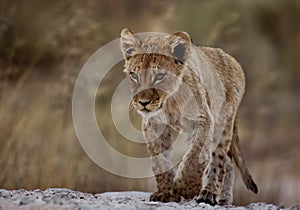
<box><xmin>198</xmin><ymin>46</ymin><xmax>228</xmax><ymax>62</ymax></box>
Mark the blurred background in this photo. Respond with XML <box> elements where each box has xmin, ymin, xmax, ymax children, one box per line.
<box><xmin>0</xmin><ymin>0</ymin><xmax>299</xmax><ymax>206</ymax></box>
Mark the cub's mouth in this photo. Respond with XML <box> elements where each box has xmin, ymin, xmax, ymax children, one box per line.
<box><xmin>131</xmin><ymin>89</ymin><xmax>165</xmax><ymax>113</ymax></box>
<box><xmin>132</xmin><ymin>99</ymin><xmax>162</xmax><ymax>113</ymax></box>
<box><xmin>141</xmin><ymin>108</ymin><xmax>151</xmax><ymax>113</ymax></box>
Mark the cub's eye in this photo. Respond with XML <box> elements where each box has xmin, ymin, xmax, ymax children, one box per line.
<box><xmin>153</xmin><ymin>72</ymin><xmax>166</xmax><ymax>84</ymax></box>
<box><xmin>129</xmin><ymin>72</ymin><xmax>139</xmax><ymax>83</ymax></box>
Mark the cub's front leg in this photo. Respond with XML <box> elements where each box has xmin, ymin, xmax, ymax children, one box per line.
<box><xmin>173</xmin><ymin>117</ymin><xmax>212</xmax><ymax>200</ymax></box>
<box><xmin>143</xmin><ymin>120</ymin><xmax>180</xmax><ymax>203</ymax></box>
<box><xmin>197</xmin><ymin>111</ymin><xmax>236</xmax><ymax>206</ymax></box>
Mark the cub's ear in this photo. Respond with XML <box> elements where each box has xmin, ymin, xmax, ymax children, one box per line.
<box><xmin>120</xmin><ymin>28</ymin><xmax>141</xmax><ymax>60</ymax></box>
<box><xmin>170</xmin><ymin>31</ymin><xmax>192</xmax><ymax>64</ymax></box>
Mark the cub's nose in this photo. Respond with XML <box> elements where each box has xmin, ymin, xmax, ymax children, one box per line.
<box><xmin>138</xmin><ymin>99</ymin><xmax>151</xmax><ymax>107</ymax></box>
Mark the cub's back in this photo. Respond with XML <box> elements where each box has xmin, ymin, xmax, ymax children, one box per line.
<box><xmin>200</xmin><ymin>47</ymin><xmax>246</xmax><ymax>104</ymax></box>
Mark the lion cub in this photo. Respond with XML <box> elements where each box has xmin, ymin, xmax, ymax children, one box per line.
<box><xmin>120</xmin><ymin>28</ymin><xmax>257</xmax><ymax>205</ymax></box>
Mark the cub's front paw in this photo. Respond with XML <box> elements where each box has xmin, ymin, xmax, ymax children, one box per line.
<box><xmin>196</xmin><ymin>190</ymin><xmax>218</xmax><ymax>206</ymax></box>
<box><xmin>150</xmin><ymin>191</ymin><xmax>181</xmax><ymax>203</ymax></box>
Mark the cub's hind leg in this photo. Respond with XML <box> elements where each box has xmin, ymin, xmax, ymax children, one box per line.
<box><xmin>219</xmin><ymin>155</ymin><xmax>234</xmax><ymax>205</ymax></box>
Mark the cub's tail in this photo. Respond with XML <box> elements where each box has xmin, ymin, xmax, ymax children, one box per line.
<box><xmin>231</xmin><ymin>120</ymin><xmax>258</xmax><ymax>194</ymax></box>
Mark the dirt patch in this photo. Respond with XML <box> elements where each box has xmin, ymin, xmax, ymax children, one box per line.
<box><xmin>0</xmin><ymin>188</ymin><xmax>299</xmax><ymax>210</ymax></box>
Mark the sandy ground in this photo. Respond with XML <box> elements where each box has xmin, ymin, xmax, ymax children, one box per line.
<box><xmin>0</xmin><ymin>188</ymin><xmax>299</xmax><ymax>210</ymax></box>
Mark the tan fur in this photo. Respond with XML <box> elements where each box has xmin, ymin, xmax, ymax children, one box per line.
<box><xmin>120</xmin><ymin>28</ymin><xmax>257</xmax><ymax>205</ymax></box>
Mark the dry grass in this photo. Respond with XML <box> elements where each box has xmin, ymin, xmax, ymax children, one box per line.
<box><xmin>0</xmin><ymin>0</ymin><xmax>299</xmax><ymax>206</ymax></box>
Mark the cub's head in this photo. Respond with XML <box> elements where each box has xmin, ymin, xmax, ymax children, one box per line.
<box><xmin>120</xmin><ymin>28</ymin><xmax>192</xmax><ymax>115</ymax></box>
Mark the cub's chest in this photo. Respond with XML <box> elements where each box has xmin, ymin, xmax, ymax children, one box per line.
<box><xmin>154</xmin><ymin>110</ymin><xmax>197</xmax><ymax>135</ymax></box>
<box><xmin>171</xmin><ymin>116</ymin><xmax>196</xmax><ymax>134</ymax></box>
<box><xmin>163</xmin><ymin>102</ymin><xmax>202</xmax><ymax>133</ymax></box>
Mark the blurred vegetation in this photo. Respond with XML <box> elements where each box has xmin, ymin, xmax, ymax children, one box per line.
<box><xmin>0</xmin><ymin>0</ymin><xmax>299</xmax><ymax>206</ymax></box>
